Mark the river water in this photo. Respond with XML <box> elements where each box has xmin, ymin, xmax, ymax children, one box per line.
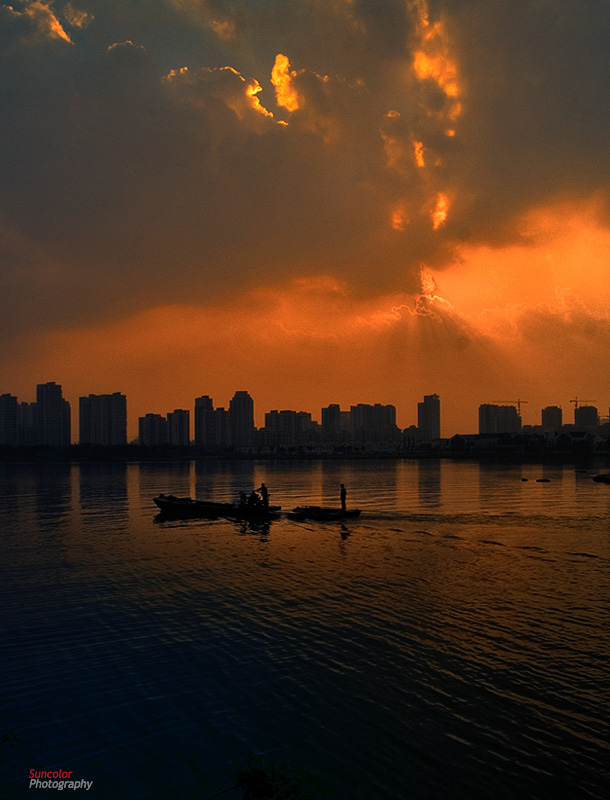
<box><xmin>1</xmin><ymin>457</ymin><xmax>609</xmax><ymax>799</ymax></box>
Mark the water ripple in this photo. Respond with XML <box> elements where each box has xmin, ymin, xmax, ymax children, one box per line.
<box><xmin>1</xmin><ymin>459</ymin><xmax>610</xmax><ymax>799</ymax></box>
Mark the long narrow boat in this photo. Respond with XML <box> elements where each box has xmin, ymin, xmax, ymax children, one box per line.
<box><xmin>289</xmin><ymin>505</ymin><xmax>361</xmax><ymax>521</ymax></box>
<box><xmin>153</xmin><ymin>494</ymin><xmax>235</xmax><ymax>518</ymax></box>
<box><xmin>153</xmin><ymin>494</ymin><xmax>281</xmax><ymax>520</ymax></box>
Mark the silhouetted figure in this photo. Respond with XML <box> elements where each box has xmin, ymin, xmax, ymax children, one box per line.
<box><xmin>239</xmin><ymin>491</ymin><xmax>247</xmax><ymax>507</ymax></box>
<box><xmin>340</xmin><ymin>483</ymin><xmax>347</xmax><ymax>511</ymax></box>
<box><xmin>258</xmin><ymin>482</ymin><xmax>269</xmax><ymax>509</ymax></box>
<box><xmin>248</xmin><ymin>490</ymin><xmax>259</xmax><ymax>507</ymax></box>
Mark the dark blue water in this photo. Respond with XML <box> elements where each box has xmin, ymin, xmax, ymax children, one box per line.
<box><xmin>1</xmin><ymin>458</ymin><xmax>609</xmax><ymax>799</ymax></box>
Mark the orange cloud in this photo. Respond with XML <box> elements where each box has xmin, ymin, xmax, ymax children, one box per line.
<box><xmin>271</xmin><ymin>54</ymin><xmax>300</xmax><ymax>112</ymax></box>
<box><xmin>164</xmin><ymin>64</ymin><xmax>275</xmax><ymax>129</ymax></box>
<box><xmin>63</xmin><ymin>3</ymin><xmax>93</xmax><ymax>29</ymax></box>
<box><xmin>432</xmin><ymin>199</ymin><xmax>610</xmax><ymax>325</ymax></box>
<box><xmin>245</xmin><ymin>80</ymin><xmax>274</xmax><ymax>118</ymax></box>
<box><xmin>412</xmin><ymin>14</ymin><xmax>462</xmax><ymax>118</ymax></box>
<box><xmin>13</xmin><ymin>0</ymin><xmax>72</xmax><ymax>43</ymax></box>
<box><xmin>391</xmin><ymin>202</ymin><xmax>409</xmax><ymax>231</ymax></box>
<box><xmin>432</xmin><ymin>192</ymin><xmax>449</xmax><ymax>229</ymax></box>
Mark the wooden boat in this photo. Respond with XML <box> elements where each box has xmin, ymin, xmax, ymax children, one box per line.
<box><xmin>592</xmin><ymin>473</ymin><xmax>610</xmax><ymax>484</ymax></box>
<box><xmin>289</xmin><ymin>505</ymin><xmax>361</xmax><ymax>521</ymax></box>
<box><xmin>153</xmin><ymin>494</ymin><xmax>281</xmax><ymax>520</ymax></box>
<box><xmin>153</xmin><ymin>494</ymin><xmax>234</xmax><ymax>518</ymax></box>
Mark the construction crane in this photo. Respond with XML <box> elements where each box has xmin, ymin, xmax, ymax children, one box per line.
<box><xmin>490</xmin><ymin>399</ymin><xmax>528</xmax><ymax>415</ymax></box>
<box><xmin>570</xmin><ymin>398</ymin><xmax>595</xmax><ymax>410</ymax></box>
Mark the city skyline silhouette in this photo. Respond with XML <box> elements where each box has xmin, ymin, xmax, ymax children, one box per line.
<box><xmin>2</xmin><ymin>382</ymin><xmax>608</xmax><ymax>447</ymax></box>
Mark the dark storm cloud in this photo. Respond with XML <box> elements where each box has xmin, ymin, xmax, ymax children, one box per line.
<box><xmin>429</xmin><ymin>0</ymin><xmax>610</xmax><ymax>242</ymax></box>
<box><xmin>0</xmin><ymin>0</ymin><xmax>609</xmax><ymax>339</ymax></box>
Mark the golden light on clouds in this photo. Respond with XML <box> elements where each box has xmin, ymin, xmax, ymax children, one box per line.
<box><xmin>391</xmin><ymin>203</ymin><xmax>409</xmax><ymax>231</ymax></box>
<box><xmin>432</xmin><ymin>200</ymin><xmax>610</xmax><ymax>327</ymax></box>
<box><xmin>23</xmin><ymin>1</ymin><xmax>72</xmax><ymax>42</ymax></box>
<box><xmin>63</xmin><ymin>2</ymin><xmax>93</xmax><ymax>29</ymax></box>
<box><xmin>271</xmin><ymin>54</ymin><xmax>300</xmax><ymax>112</ymax></box>
<box><xmin>420</xmin><ymin>270</ymin><xmax>438</xmax><ymax>297</ymax></box>
<box><xmin>162</xmin><ymin>63</ymin><xmax>276</xmax><ymax>128</ymax></box>
<box><xmin>246</xmin><ymin>81</ymin><xmax>274</xmax><ymax>118</ymax></box>
<box><xmin>413</xmin><ymin>8</ymin><xmax>462</xmax><ymax>126</ymax></box>
<box><xmin>431</xmin><ymin>193</ymin><xmax>449</xmax><ymax>229</ymax></box>
<box><xmin>413</xmin><ymin>49</ymin><xmax>457</xmax><ymax>96</ymax></box>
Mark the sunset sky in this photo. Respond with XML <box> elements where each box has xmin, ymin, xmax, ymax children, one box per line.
<box><xmin>2</xmin><ymin>0</ymin><xmax>610</xmax><ymax>438</ymax></box>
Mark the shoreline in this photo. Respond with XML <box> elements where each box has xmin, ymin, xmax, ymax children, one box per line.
<box><xmin>1</xmin><ymin>444</ymin><xmax>608</xmax><ymax>467</ymax></box>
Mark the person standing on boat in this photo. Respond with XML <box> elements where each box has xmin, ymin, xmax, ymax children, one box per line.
<box><xmin>258</xmin><ymin>482</ymin><xmax>269</xmax><ymax>508</ymax></box>
<box><xmin>340</xmin><ymin>483</ymin><xmax>347</xmax><ymax>511</ymax></box>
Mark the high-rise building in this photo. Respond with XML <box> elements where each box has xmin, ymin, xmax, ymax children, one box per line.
<box><xmin>194</xmin><ymin>397</ymin><xmax>233</xmax><ymax>450</ymax></box>
<box><xmin>194</xmin><ymin>395</ymin><xmax>214</xmax><ymax>448</ymax></box>
<box><xmin>350</xmin><ymin>403</ymin><xmax>399</xmax><ymax>442</ymax></box>
<box><xmin>138</xmin><ymin>413</ymin><xmax>168</xmax><ymax>446</ymax></box>
<box><xmin>296</xmin><ymin>412</ymin><xmax>318</xmax><ymax>441</ymax></box>
<box><xmin>262</xmin><ymin>409</ymin><xmax>319</xmax><ymax>448</ymax></box>
<box><xmin>212</xmin><ymin>408</ymin><xmax>231</xmax><ymax>448</ymax></box>
<box><xmin>479</xmin><ymin>404</ymin><xmax>521</xmax><ymax>435</ymax></box>
<box><xmin>0</xmin><ymin>394</ymin><xmax>18</xmax><ymax>446</ymax></box>
<box><xmin>18</xmin><ymin>402</ymin><xmax>37</xmax><ymax>446</ymax></box>
<box><xmin>167</xmin><ymin>409</ymin><xmax>190</xmax><ymax>446</ymax></box>
<box><xmin>574</xmin><ymin>405</ymin><xmax>598</xmax><ymax>430</ymax></box>
<box><xmin>229</xmin><ymin>391</ymin><xmax>255</xmax><ymax>448</ymax></box>
<box><xmin>541</xmin><ymin>406</ymin><xmax>562</xmax><ymax>432</ymax></box>
<box><xmin>418</xmin><ymin>394</ymin><xmax>441</xmax><ymax>441</ymax></box>
<box><xmin>321</xmin><ymin>404</ymin><xmax>341</xmax><ymax>437</ymax></box>
<box><xmin>265</xmin><ymin>410</ymin><xmax>298</xmax><ymax>447</ymax></box>
<box><xmin>36</xmin><ymin>382</ymin><xmax>71</xmax><ymax>446</ymax></box>
<box><xmin>79</xmin><ymin>393</ymin><xmax>127</xmax><ymax>446</ymax></box>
